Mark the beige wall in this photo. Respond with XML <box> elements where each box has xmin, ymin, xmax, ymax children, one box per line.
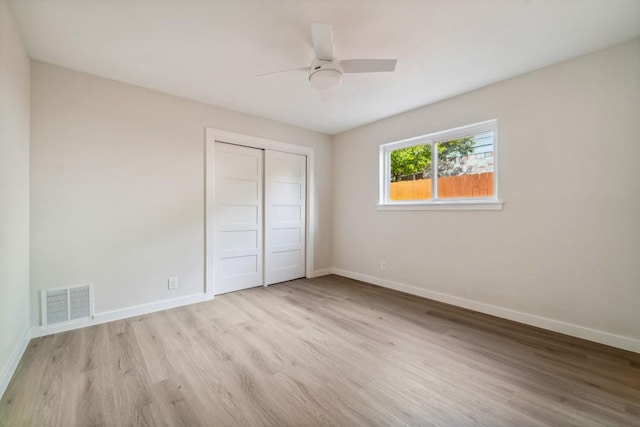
<box><xmin>332</xmin><ymin>39</ymin><xmax>640</xmax><ymax>343</ymax></box>
<box><xmin>22</xmin><ymin>31</ymin><xmax>640</xmax><ymax>350</ymax></box>
<box><xmin>0</xmin><ymin>0</ymin><xmax>30</xmax><ymax>388</ymax></box>
<box><xmin>30</xmin><ymin>61</ymin><xmax>332</xmax><ymax>325</ymax></box>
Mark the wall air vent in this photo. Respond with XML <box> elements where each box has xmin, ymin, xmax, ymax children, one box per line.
<box><xmin>41</xmin><ymin>284</ymin><xmax>94</xmax><ymax>327</ymax></box>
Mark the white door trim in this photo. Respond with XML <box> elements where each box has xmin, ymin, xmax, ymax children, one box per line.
<box><xmin>205</xmin><ymin>128</ymin><xmax>316</xmax><ymax>299</ymax></box>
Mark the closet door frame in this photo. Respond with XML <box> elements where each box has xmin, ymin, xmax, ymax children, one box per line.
<box><xmin>205</xmin><ymin>128</ymin><xmax>316</xmax><ymax>299</ymax></box>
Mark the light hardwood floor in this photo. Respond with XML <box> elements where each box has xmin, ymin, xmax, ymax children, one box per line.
<box><xmin>1</xmin><ymin>275</ymin><xmax>639</xmax><ymax>426</ymax></box>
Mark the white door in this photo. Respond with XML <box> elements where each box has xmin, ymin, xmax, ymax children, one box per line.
<box><xmin>214</xmin><ymin>142</ymin><xmax>263</xmax><ymax>294</ymax></box>
<box><xmin>264</xmin><ymin>150</ymin><xmax>306</xmax><ymax>285</ymax></box>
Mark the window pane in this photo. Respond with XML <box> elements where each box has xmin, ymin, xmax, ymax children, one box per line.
<box><xmin>436</xmin><ymin>131</ymin><xmax>494</xmax><ymax>199</ymax></box>
<box><xmin>389</xmin><ymin>144</ymin><xmax>432</xmax><ymax>201</ymax></box>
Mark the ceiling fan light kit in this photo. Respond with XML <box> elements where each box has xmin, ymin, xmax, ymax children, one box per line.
<box><xmin>259</xmin><ymin>23</ymin><xmax>397</xmax><ymax>93</ymax></box>
<box><xmin>309</xmin><ymin>61</ymin><xmax>343</xmax><ymax>91</ymax></box>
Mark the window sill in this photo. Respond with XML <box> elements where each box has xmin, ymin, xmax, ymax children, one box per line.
<box><xmin>377</xmin><ymin>200</ymin><xmax>503</xmax><ymax>211</ymax></box>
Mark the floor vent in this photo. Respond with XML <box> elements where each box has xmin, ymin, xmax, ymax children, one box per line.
<box><xmin>41</xmin><ymin>284</ymin><xmax>94</xmax><ymax>327</ymax></box>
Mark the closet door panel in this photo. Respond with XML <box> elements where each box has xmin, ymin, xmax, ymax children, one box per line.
<box><xmin>265</xmin><ymin>150</ymin><xmax>306</xmax><ymax>285</ymax></box>
<box><xmin>214</xmin><ymin>142</ymin><xmax>263</xmax><ymax>294</ymax></box>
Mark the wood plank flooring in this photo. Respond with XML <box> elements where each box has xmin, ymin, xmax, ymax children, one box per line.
<box><xmin>1</xmin><ymin>275</ymin><xmax>639</xmax><ymax>426</ymax></box>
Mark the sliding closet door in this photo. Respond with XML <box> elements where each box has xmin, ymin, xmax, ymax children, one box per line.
<box><xmin>214</xmin><ymin>142</ymin><xmax>263</xmax><ymax>294</ymax></box>
<box><xmin>264</xmin><ymin>150</ymin><xmax>306</xmax><ymax>285</ymax></box>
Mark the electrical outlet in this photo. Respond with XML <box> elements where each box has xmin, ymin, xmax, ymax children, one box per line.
<box><xmin>168</xmin><ymin>276</ymin><xmax>178</xmax><ymax>290</ymax></box>
<box><xmin>380</xmin><ymin>261</ymin><xmax>386</xmax><ymax>271</ymax></box>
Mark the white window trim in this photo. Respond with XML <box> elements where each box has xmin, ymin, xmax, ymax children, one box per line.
<box><xmin>378</xmin><ymin>119</ymin><xmax>503</xmax><ymax>211</ymax></box>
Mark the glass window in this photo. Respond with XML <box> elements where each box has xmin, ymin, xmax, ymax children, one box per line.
<box><xmin>436</xmin><ymin>131</ymin><xmax>494</xmax><ymax>199</ymax></box>
<box><xmin>381</xmin><ymin>120</ymin><xmax>498</xmax><ymax>205</ymax></box>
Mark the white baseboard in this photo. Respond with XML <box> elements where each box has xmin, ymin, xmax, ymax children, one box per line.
<box><xmin>310</xmin><ymin>268</ymin><xmax>332</xmax><ymax>278</ymax></box>
<box><xmin>31</xmin><ymin>293</ymin><xmax>208</xmax><ymax>338</ymax></box>
<box><xmin>0</xmin><ymin>328</ymin><xmax>31</xmax><ymax>400</ymax></box>
<box><xmin>331</xmin><ymin>268</ymin><xmax>640</xmax><ymax>353</ymax></box>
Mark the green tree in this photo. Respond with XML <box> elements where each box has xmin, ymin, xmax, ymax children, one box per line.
<box><xmin>390</xmin><ymin>137</ymin><xmax>475</xmax><ymax>181</ymax></box>
<box><xmin>437</xmin><ymin>137</ymin><xmax>476</xmax><ymax>177</ymax></box>
<box><xmin>390</xmin><ymin>144</ymin><xmax>432</xmax><ymax>182</ymax></box>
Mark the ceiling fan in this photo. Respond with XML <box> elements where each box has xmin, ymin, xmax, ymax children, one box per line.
<box><xmin>258</xmin><ymin>23</ymin><xmax>397</xmax><ymax>92</ymax></box>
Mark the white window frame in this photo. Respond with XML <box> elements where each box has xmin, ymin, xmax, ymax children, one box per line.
<box><xmin>378</xmin><ymin>119</ymin><xmax>503</xmax><ymax>211</ymax></box>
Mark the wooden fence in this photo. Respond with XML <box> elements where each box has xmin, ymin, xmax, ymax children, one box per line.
<box><xmin>390</xmin><ymin>172</ymin><xmax>494</xmax><ymax>200</ymax></box>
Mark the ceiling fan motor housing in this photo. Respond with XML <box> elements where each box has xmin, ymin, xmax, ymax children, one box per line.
<box><xmin>309</xmin><ymin>60</ymin><xmax>343</xmax><ymax>91</ymax></box>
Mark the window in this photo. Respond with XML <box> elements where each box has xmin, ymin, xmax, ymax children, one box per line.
<box><xmin>379</xmin><ymin>120</ymin><xmax>501</xmax><ymax>210</ymax></box>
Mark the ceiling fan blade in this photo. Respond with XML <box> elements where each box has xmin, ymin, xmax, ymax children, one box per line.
<box><xmin>340</xmin><ymin>59</ymin><xmax>397</xmax><ymax>73</ymax></box>
<box><xmin>311</xmin><ymin>23</ymin><xmax>334</xmax><ymax>61</ymax></box>
<box><xmin>256</xmin><ymin>67</ymin><xmax>307</xmax><ymax>77</ymax></box>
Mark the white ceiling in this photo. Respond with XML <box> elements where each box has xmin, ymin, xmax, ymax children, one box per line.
<box><xmin>10</xmin><ymin>0</ymin><xmax>640</xmax><ymax>135</ymax></box>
